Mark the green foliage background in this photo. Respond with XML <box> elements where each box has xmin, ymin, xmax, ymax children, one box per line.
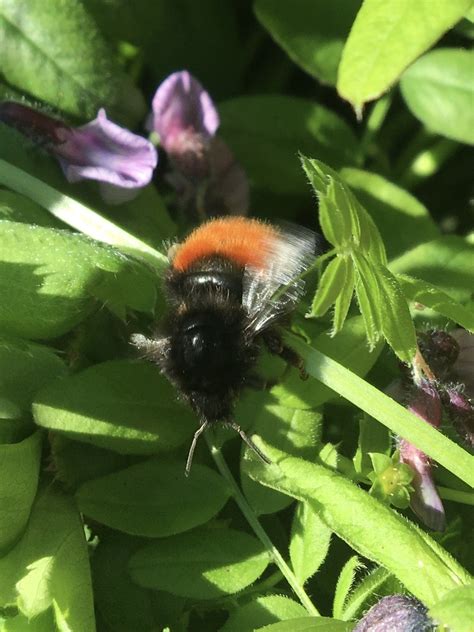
<box><xmin>0</xmin><ymin>1</ymin><xmax>473</xmax><ymax>631</ymax></box>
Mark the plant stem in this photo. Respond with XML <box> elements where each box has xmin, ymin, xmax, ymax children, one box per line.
<box><xmin>286</xmin><ymin>334</ymin><xmax>474</xmax><ymax>489</ymax></box>
<box><xmin>205</xmin><ymin>434</ymin><xmax>320</xmax><ymax>616</ymax></box>
<box><xmin>360</xmin><ymin>92</ymin><xmax>393</xmax><ymax>161</ymax></box>
<box><xmin>0</xmin><ymin>159</ymin><xmax>168</xmax><ymax>271</ymax></box>
<box><xmin>438</xmin><ymin>487</ymin><xmax>474</xmax><ymax>506</ymax></box>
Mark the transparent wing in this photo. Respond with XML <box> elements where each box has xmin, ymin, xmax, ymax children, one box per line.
<box><xmin>242</xmin><ymin>223</ymin><xmax>317</xmax><ymax>337</ymax></box>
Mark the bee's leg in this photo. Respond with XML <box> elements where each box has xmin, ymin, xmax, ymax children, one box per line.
<box><xmin>262</xmin><ymin>329</ymin><xmax>308</xmax><ymax>380</ymax></box>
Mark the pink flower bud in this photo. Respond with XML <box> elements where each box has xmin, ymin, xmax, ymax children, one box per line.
<box><xmin>399</xmin><ymin>380</ymin><xmax>445</xmax><ymax>531</ymax></box>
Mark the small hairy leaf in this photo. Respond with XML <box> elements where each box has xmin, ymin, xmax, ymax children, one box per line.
<box><xmin>332</xmin><ymin>263</ymin><xmax>355</xmax><ymax>334</ymax></box>
<box><xmin>341</xmin><ymin>567</ymin><xmax>393</xmax><ymax>621</ymax></box>
<box><xmin>352</xmin><ymin>253</ymin><xmax>382</xmax><ymax>347</ymax></box>
<box><xmin>129</xmin><ymin>527</ymin><xmax>269</xmax><ymax>600</ymax></box>
<box><xmin>310</xmin><ymin>257</ymin><xmax>350</xmax><ymax>317</ymax></box>
<box><xmin>333</xmin><ymin>556</ymin><xmax>361</xmax><ymax>619</ymax></box>
<box><xmin>76</xmin><ymin>459</ymin><xmax>231</xmax><ymax>537</ymax></box>
<box><xmin>373</xmin><ymin>263</ymin><xmax>417</xmax><ymax>362</ymax></box>
<box><xmin>290</xmin><ymin>502</ymin><xmax>332</xmax><ymax>584</ymax></box>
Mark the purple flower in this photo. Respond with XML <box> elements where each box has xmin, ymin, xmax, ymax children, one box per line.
<box><xmin>354</xmin><ymin>595</ymin><xmax>432</xmax><ymax>632</ymax></box>
<box><xmin>0</xmin><ymin>102</ymin><xmax>157</xmax><ymax>204</ymax></box>
<box><xmin>149</xmin><ymin>71</ymin><xmax>249</xmax><ymax>219</ymax></box>
<box><xmin>399</xmin><ymin>380</ymin><xmax>445</xmax><ymax>531</ymax></box>
<box><xmin>149</xmin><ymin>70</ymin><xmax>219</xmax><ymax>155</ymax></box>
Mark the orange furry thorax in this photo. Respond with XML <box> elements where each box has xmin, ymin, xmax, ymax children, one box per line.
<box><xmin>171</xmin><ymin>217</ymin><xmax>279</xmax><ymax>271</ymax></box>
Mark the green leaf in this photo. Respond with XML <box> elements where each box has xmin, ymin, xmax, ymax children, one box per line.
<box><xmin>76</xmin><ymin>459</ymin><xmax>230</xmax><ymax>537</ymax></box>
<box><xmin>340</xmin><ymin>168</ymin><xmax>439</xmax><ymax>259</ymax></box>
<box><xmin>0</xmin><ymin>190</ymin><xmax>61</xmax><ymax>228</ymax></box>
<box><xmin>49</xmin><ymin>435</ymin><xmax>132</xmax><ymax>489</ymax></box>
<box><xmin>0</xmin><ymin>431</ymin><xmax>42</xmax><ymax>552</ymax></box>
<box><xmin>352</xmin><ymin>252</ymin><xmax>382</xmax><ymax>346</ymax></box>
<box><xmin>0</xmin><ymin>221</ymin><xmax>157</xmax><ymax>339</ymax></box>
<box><xmin>333</xmin><ymin>556</ymin><xmax>361</xmax><ymax>619</ymax></box>
<box><xmin>246</xmin><ymin>442</ymin><xmax>472</xmax><ymax>607</ymax></box>
<box><xmin>33</xmin><ymin>360</ymin><xmax>196</xmax><ymax>454</ymax></box>
<box><xmin>341</xmin><ymin>566</ymin><xmax>393</xmax><ymax>621</ymax></box>
<box><xmin>400</xmin><ymin>48</ymin><xmax>474</xmax><ymax>145</ymax></box>
<box><xmin>219</xmin><ymin>98</ymin><xmax>360</xmax><ymax>197</ymax></box>
<box><xmin>273</xmin><ymin>316</ymin><xmax>383</xmax><ymax>409</ymax></box>
<box><xmin>337</xmin><ymin>0</ymin><xmax>472</xmax><ymax>112</ymax></box>
<box><xmin>373</xmin><ymin>263</ymin><xmax>417</xmax><ymax>362</ymax></box>
<box><xmin>0</xmin><ymin>0</ymin><xmax>145</xmax><ymax>124</ymax></box>
<box><xmin>256</xmin><ymin>618</ymin><xmax>352</xmax><ymax>632</ymax></box>
<box><xmin>129</xmin><ymin>527</ymin><xmax>270</xmax><ymax>600</ymax></box>
<box><xmin>241</xmin><ymin>407</ymin><xmax>322</xmax><ymax>515</ymax></box>
<box><xmin>255</xmin><ymin>0</ymin><xmax>361</xmax><ymax>85</ymax></box>
<box><xmin>93</xmin><ymin>534</ymin><xmax>183</xmax><ymax>632</ymax></box>
<box><xmin>390</xmin><ymin>235</ymin><xmax>474</xmax><ymax>304</ymax></box>
<box><xmin>310</xmin><ymin>257</ymin><xmax>350</xmax><ymax>317</ymax></box>
<box><xmin>353</xmin><ymin>414</ymin><xmax>391</xmax><ymax>476</ymax></box>
<box><xmin>429</xmin><ymin>582</ymin><xmax>474</xmax><ymax>632</ymax></box>
<box><xmin>1</xmin><ymin>609</ymin><xmax>56</xmax><ymax>632</ymax></box>
<box><xmin>301</xmin><ymin>157</ymin><xmax>350</xmax><ymax>248</ymax></box>
<box><xmin>0</xmin><ymin>335</ymin><xmax>66</xmax><ymax>442</ymax></box>
<box><xmin>221</xmin><ymin>595</ymin><xmax>307</xmax><ymax>632</ymax></box>
<box><xmin>333</xmin><ymin>263</ymin><xmax>355</xmax><ymax>334</ymax></box>
<box><xmin>300</xmin><ymin>156</ymin><xmax>386</xmax><ymax>262</ymax></box>
<box><xmin>397</xmin><ymin>274</ymin><xmax>474</xmax><ymax>331</ymax></box>
<box><xmin>290</xmin><ymin>502</ymin><xmax>332</xmax><ymax>584</ymax></box>
<box><xmin>0</xmin><ymin>485</ymin><xmax>95</xmax><ymax>631</ymax></box>
<box><xmin>0</xmin><ymin>159</ymin><xmax>172</xmax><ymax>272</ymax></box>
<box><xmin>284</xmin><ymin>335</ymin><xmax>474</xmax><ymax>488</ymax></box>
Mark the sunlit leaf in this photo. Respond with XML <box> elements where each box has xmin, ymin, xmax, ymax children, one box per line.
<box><xmin>337</xmin><ymin>0</ymin><xmax>472</xmax><ymax>112</ymax></box>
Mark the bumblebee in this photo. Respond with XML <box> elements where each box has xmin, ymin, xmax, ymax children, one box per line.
<box><xmin>132</xmin><ymin>217</ymin><xmax>316</xmax><ymax>474</ymax></box>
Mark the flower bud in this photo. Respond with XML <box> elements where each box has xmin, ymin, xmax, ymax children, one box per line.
<box><xmin>354</xmin><ymin>595</ymin><xmax>432</xmax><ymax>632</ymax></box>
<box><xmin>399</xmin><ymin>380</ymin><xmax>445</xmax><ymax>531</ymax></box>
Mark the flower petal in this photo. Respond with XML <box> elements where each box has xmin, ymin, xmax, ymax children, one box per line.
<box><xmin>149</xmin><ymin>71</ymin><xmax>219</xmax><ymax>149</ymax></box>
<box><xmin>57</xmin><ymin>108</ymin><xmax>157</xmax><ymax>189</ymax></box>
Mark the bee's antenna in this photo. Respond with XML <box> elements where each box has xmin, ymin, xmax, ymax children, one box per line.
<box><xmin>185</xmin><ymin>421</ymin><xmax>209</xmax><ymax>477</ymax></box>
<box><xmin>227</xmin><ymin>420</ymin><xmax>272</xmax><ymax>466</ymax></box>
